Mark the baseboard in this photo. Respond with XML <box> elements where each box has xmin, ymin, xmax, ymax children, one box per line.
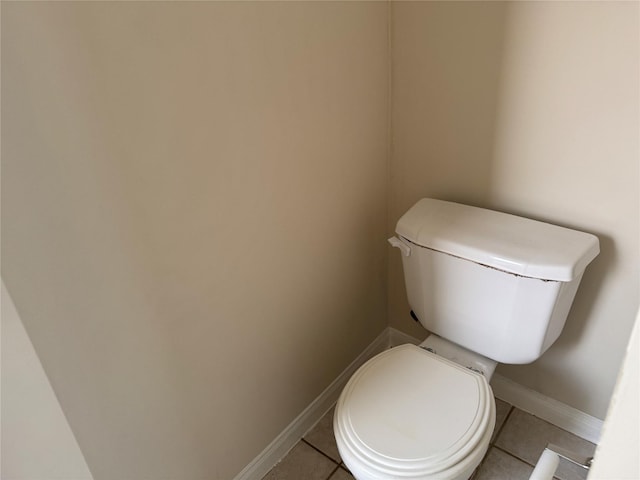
<box><xmin>232</xmin><ymin>327</ymin><xmax>391</xmax><ymax>480</ymax></box>
<box><xmin>491</xmin><ymin>373</ymin><xmax>603</xmax><ymax>444</ymax></box>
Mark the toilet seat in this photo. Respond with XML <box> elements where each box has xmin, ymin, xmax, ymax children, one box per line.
<box><xmin>334</xmin><ymin>344</ymin><xmax>495</xmax><ymax>479</ymax></box>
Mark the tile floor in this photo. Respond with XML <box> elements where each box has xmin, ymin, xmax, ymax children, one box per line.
<box><xmin>261</xmin><ymin>399</ymin><xmax>595</xmax><ymax>480</ymax></box>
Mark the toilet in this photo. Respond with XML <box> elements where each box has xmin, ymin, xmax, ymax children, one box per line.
<box><xmin>334</xmin><ymin>198</ymin><xmax>600</xmax><ymax>480</ymax></box>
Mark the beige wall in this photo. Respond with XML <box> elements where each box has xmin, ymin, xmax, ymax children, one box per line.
<box><xmin>390</xmin><ymin>1</ymin><xmax>639</xmax><ymax>419</ymax></box>
<box><xmin>3</xmin><ymin>1</ymin><xmax>639</xmax><ymax>477</ymax></box>
<box><xmin>1</xmin><ymin>3</ymin><xmax>389</xmax><ymax>479</ymax></box>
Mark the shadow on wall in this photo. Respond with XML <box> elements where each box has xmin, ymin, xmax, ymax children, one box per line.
<box><xmin>389</xmin><ymin>0</ymin><xmax>510</xmax><ymax>340</ymax></box>
<box><xmin>541</xmin><ymin>231</ymin><xmax>615</xmax><ymax>351</ymax></box>
<box><xmin>390</xmin><ymin>0</ymin><xmax>509</xmax><ymax>217</ymax></box>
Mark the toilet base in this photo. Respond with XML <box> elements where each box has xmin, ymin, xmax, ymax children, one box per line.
<box><xmin>420</xmin><ymin>335</ymin><xmax>497</xmax><ymax>381</ymax></box>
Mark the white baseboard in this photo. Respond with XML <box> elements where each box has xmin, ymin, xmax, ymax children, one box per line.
<box><xmin>234</xmin><ymin>327</ymin><xmax>603</xmax><ymax>480</ymax></box>
<box><xmin>232</xmin><ymin>327</ymin><xmax>391</xmax><ymax>480</ymax></box>
<box><xmin>490</xmin><ymin>373</ymin><xmax>603</xmax><ymax>444</ymax></box>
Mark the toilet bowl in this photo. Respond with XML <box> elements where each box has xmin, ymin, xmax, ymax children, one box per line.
<box><xmin>334</xmin><ymin>344</ymin><xmax>496</xmax><ymax>480</ymax></box>
<box><xmin>333</xmin><ymin>198</ymin><xmax>599</xmax><ymax>480</ymax></box>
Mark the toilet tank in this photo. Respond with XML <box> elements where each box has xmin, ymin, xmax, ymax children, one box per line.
<box><xmin>392</xmin><ymin>199</ymin><xmax>600</xmax><ymax>364</ymax></box>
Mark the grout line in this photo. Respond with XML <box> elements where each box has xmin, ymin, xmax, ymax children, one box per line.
<box><xmin>491</xmin><ymin>404</ymin><xmax>515</xmax><ymax>446</ymax></box>
<box><xmin>469</xmin><ymin>403</ymin><xmax>515</xmax><ymax>477</ymax></box>
<box><xmin>469</xmin><ymin>402</ymin><xmax>515</xmax><ymax>478</ymax></box>
<box><xmin>482</xmin><ymin>446</ymin><xmax>569</xmax><ymax>480</ymax></box>
<box><xmin>492</xmin><ymin>412</ymin><xmax>587</xmax><ymax>480</ymax></box>
<box><xmin>324</xmin><ymin>462</ymin><xmax>341</xmax><ymax>480</ymax></box>
<box><xmin>301</xmin><ymin>438</ymin><xmax>341</xmax><ymax>466</ymax></box>
<box><xmin>493</xmin><ymin>445</ymin><xmax>538</xmax><ymax>469</ymax></box>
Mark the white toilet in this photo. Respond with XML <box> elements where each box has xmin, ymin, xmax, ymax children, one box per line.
<box><xmin>334</xmin><ymin>198</ymin><xmax>600</xmax><ymax>480</ymax></box>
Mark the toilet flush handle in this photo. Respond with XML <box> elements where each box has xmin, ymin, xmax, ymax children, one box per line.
<box><xmin>388</xmin><ymin>236</ymin><xmax>411</xmax><ymax>257</ymax></box>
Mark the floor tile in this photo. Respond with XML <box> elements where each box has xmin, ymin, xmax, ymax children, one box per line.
<box><xmin>492</xmin><ymin>398</ymin><xmax>512</xmax><ymax>443</ymax></box>
<box><xmin>262</xmin><ymin>441</ymin><xmax>338</xmax><ymax>480</ymax></box>
<box><xmin>304</xmin><ymin>406</ymin><xmax>341</xmax><ymax>462</ymax></box>
<box><xmin>329</xmin><ymin>466</ymin><xmax>355</xmax><ymax>480</ymax></box>
<box><xmin>265</xmin><ymin>401</ymin><xmax>593</xmax><ymax>480</ymax></box>
<box><xmin>473</xmin><ymin>447</ymin><xmax>534</xmax><ymax>480</ymax></box>
<box><xmin>495</xmin><ymin>409</ymin><xmax>594</xmax><ymax>480</ymax></box>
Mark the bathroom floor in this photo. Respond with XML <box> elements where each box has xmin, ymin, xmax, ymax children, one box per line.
<box><xmin>261</xmin><ymin>398</ymin><xmax>595</xmax><ymax>480</ymax></box>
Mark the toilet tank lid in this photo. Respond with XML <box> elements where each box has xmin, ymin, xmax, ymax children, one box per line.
<box><xmin>396</xmin><ymin>199</ymin><xmax>600</xmax><ymax>282</ymax></box>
